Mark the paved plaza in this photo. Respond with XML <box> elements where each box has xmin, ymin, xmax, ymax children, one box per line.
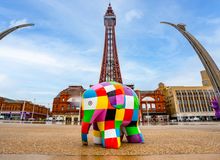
<box><xmin>0</xmin><ymin>122</ymin><xmax>220</xmax><ymax>160</ymax></box>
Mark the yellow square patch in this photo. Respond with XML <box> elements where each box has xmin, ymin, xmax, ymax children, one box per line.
<box><xmin>97</xmin><ymin>122</ymin><xmax>105</xmax><ymax>131</ymax></box>
<box><xmin>81</xmin><ymin>99</ymin><xmax>84</xmax><ymax>110</ymax></box>
<box><xmin>93</xmin><ymin>130</ymin><xmax>101</xmax><ymax>137</ymax></box>
<box><xmin>115</xmin><ymin>109</ymin><xmax>125</xmax><ymax>121</ymax></box>
<box><xmin>96</xmin><ymin>96</ymin><xmax>108</xmax><ymax>109</ymax></box>
<box><xmin>117</xmin><ymin>137</ymin><xmax>121</xmax><ymax>147</ymax></box>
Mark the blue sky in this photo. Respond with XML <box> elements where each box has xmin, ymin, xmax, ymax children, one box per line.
<box><xmin>0</xmin><ymin>0</ymin><xmax>220</xmax><ymax>108</ymax></box>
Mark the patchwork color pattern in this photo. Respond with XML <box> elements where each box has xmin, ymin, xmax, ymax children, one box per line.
<box><xmin>81</xmin><ymin>81</ymin><xmax>144</xmax><ymax>149</ymax></box>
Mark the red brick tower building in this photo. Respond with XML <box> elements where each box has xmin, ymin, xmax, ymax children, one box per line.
<box><xmin>99</xmin><ymin>3</ymin><xmax>123</xmax><ymax>83</ymax></box>
<box><xmin>52</xmin><ymin>86</ymin><xmax>84</xmax><ymax>122</ymax></box>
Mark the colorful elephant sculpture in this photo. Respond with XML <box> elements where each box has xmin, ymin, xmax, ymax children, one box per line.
<box><xmin>81</xmin><ymin>81</ymin><xmax>144</xmax><ymax>149</ymax></box>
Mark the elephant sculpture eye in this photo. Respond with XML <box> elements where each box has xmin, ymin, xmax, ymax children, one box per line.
<box><xmin>88</xmin><ymin>100</ymin><xmax>93</xmax><ymax>106</ymax></box>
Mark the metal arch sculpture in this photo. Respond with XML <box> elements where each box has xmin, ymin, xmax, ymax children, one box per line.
<box><xmin>0</xmin><ymin>23</ymin><xmax>34</xmax><ymax>40</ymax></box>
<box><xmin>161</xmin><ymin>21</ymin><xmax>220</xmax><ymax>118</ymax></box>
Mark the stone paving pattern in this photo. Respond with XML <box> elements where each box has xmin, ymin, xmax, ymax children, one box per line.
<box><xmin>0</xmin><ymin>123</ymin><xmax>220</xmax><ymax>159</ymax></box>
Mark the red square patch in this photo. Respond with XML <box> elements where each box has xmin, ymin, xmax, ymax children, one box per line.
<box><xmin>116</xmin><ymin>89</ymin><xmax>123</xmax><ymax>95</ymax></box>
<box><xmin>105</xmin><ymin>138</ymin><xmax>118</xmax><ymax>148</ymax></box>
<box><xmin>105</xmin><ymin>120</ymin><xmax>115</xmax><ymax>130</ymax></box>
<box><xmin>96</xmin><ymin>87</ymin><xmax>107</xmax><ymax>96</ymax></box>
<box><xmin>124</xmin><ymin>109</ymin><xmax>133</xmax><ymax>121</ymax></box>
<box><xmin>82</xmin><ymin>122</ymin><xmax>91</xmax><ymax>134</ymax></box>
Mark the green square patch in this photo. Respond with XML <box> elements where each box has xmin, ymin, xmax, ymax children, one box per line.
<box><xmin>83</xmin><ymin>110</ymin><xmax>95</xmax><ymax>122</ymax></box>
<box><xmin>134</xmin><ymin>96</ymin><xmax>139</xmax><ymax>109</ymax></box>
<box><xmin>125</xmin><ymin>126</ymin><xmax>139</xmax><ymax>135</ymax></box>
<box><xmin>114</xmin><ymin>104</ymin><xmax>124</xmax><ymax>109</ymax></box>
<box><xmin>115</xmin><ymin>120</ymin><xmax>122</xmax><ymax>128</ymax></box>
<box><xmin>101</xmin><ymin>131</ymin><xmax>105</xmax><ymax>138</ymax></box>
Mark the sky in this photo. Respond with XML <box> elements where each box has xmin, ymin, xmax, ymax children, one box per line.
<box><xmin>0</xmin><ymin>0</ymin><xmax>220</xmax><ymax>108</ymax></box>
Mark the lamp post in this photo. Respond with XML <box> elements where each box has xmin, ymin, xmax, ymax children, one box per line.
<box><xmin>20</xmin><ymin>101</ymin><xmax>26</xmax><ymax>120</ymax></box>
<box><xmin>0</xmin><ymin>103</ymin><xmax>3</xmax><ymax>115</ymax></box>
<box><xmin>0</xmin><ymin>23</ymin><xmax>34</xmax><ymax>40</ymax></box>
<box><xmin>47</xmin><ymin>103</ymin><xmax>49</xmax><ymax>119</ymax></box>
<box><xmin>79</xmin><ymin>91</ymin><xmax>82</xmax><ymax>124</ymax></box>
<box><xmin>145</xmin><ymin>102</ymin><xmax>150</xmax><ymax>126</ymax></box>
<box><xmin>161</xmin><ymin>22</ymin><xmax>220</xmax><ymax>117</ymax></box>
<box><xmin>31</xmin><ymin>98</ymin><xmax>36</xmax><ymax>120</ymax></box>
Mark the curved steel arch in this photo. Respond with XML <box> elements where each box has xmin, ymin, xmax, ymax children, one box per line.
<box><xmin>160</xmin><ymin>21</ymin><xmax>220</xmax><ymax>110</ymax></box>
<box><xmin>0</xmin><ymin>23</ymin><xmax>34</xmax><ymax>40</ymax></box>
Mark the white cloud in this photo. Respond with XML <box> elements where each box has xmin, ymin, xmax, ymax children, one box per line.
<box><xmin>125</xmin><ymin>9</ymin><xmax>143</xmax><ymax>23</ymax></box>
<box><xmin>9</xmin><ymin>19</ymin><xmax>28</xmax><ymax>27</ymax></box>
<box><xmin>0</xmin><ymin>46</ymin><xmax>63</xmax><ymax>68</ymax></box>
<box><xmin>0</xmin><ymin>73</ymin><xmax>13</xmax><ymax>90</ymax></box>
<box><xmin>0</xmin><ymin>34</ymin><xmax>100</xmax><ymax>75</ymax></box>
<box><xmin>17</xmin><ymin>90</ymin><xmax>56</xmax><ymax>96</ymax></box>
<box><xmin>0</xmin><ymin>74</ymin><xmax>7</xmax><ymax>83</ymax></box>
<box><xmin>120</xmin><ymin>60</ymin><xmax>159</xmax><ymax>89</ymax></box>
<box><xmin>162</xmin><ymin>56</ymin><xmax>204</xmax><ymax>87</ymax></box>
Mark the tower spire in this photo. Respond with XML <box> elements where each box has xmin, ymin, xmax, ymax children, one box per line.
<box><xmin>99</xmin><ymin>4</ymin><xmax>123</xmax><ymax>83</ymax></box>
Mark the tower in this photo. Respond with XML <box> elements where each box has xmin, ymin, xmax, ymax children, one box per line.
<box><xmin>99</xmin><ymin>3</ymin><xmax>123</xmax><ymax>83</ymax></box>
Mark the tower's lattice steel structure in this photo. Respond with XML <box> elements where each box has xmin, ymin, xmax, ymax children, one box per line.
<box><xmin>99</xmin><ymin>4</ymin><xmax>122</xmax><ymax>83</ymax></box>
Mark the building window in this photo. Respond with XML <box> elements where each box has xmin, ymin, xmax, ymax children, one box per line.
<box><xmin>179</xmin><ymin>106</ymin><xmax>183</xmax><ymax>112</ymax></box>
<box><xmin>208</xmin><ymin>106</ymin><xmax>213</xmax><ymax>112</ymax></box>
<box><xmin>142</xmin><ymin>104</ymin><xmax>146</xmax><ymax>110</ymax></box>
<box><xmin>191</xmin><ymin>106</ymin><xmax>194</xmax><ymax>112</ymax></box>
<box><xmin>151</xmin><ymin>104</ymin><xmax>155</xmax><ymax>110</ymax></box>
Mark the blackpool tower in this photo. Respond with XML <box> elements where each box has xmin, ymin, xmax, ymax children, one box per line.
<box><xmin>99</xmin><ymin>4</ymin><xmax>123</xmax><ymax>83</ymax></box>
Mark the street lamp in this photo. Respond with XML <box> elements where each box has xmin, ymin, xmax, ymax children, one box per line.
<box><xmin>31</xmin><ymin>98</ymin><xmax>36</xmax><ymax>120</ymax></box>
<box><xmin>161</xmin><ymin>21</ymin><xmax>220</xmax><ymax>117</ymax></box>
<box><xmin>0</xmin><ymin>23</ymin><xmax>34</xmax><ymax>40</ymax></box>
<box><xmin>147</xmin><ymin>102</ymin><xmax>149</xmax><ymax>126</ymax></box>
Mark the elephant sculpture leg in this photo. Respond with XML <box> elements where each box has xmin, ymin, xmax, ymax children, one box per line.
<box><xmin>124</xmin><ymin>122</ymin><xmax>144</xmax><ymax>143</ymax></box>
<box><xmin>103</xmin><ymin>127</ymin><xmax>121</xmax><ymax>149</ymax></box>
<box><xmin>96</xmin><ymin>120</ymin><xmax>121</xmax><ymax>149</ymax></box>
<box><xmin>120</xmin><ymin>126</ymin><xmax>125</xmax><ymax>141</ymax></box>
<box><xmin>93</xmin><ymin>122</ymin><xmax>102</xmax><ymax>144</ymax></box>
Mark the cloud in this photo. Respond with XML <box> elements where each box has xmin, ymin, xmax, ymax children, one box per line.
<box><xmin>162</xmin><ymin>55</ymin><xmax>204</xmax><ymax>86</ymax></box>
<box><xmin>0</xmin><ymin>73</ymin><xmax>13</xmax><ymax>91</ymax></box>
<box><xmin>9</xmin><ymin>19</ymin><xmax>28</xmax><ymax>27</ymax></box>
<box><xmin>0</xmin><ymin>31</ymin><xmax>101</xmax><ymax>106</ymax></box>
<box><xmin>17</xmin><ymin>90</ymin><xmax>56</xmax><ymax>96</ymax></box>
<box><xmin>0</xmin><ymin>74</ymin><xmax>8</xmax><ymax>83</ymax></box>
<box><xmin>0</xmin><ymin>33</ymin><xmax>100</xmax><ymax>74</ymax></box>
<box><xmin>125</xmin><ymin>9</ymin><xmax>143</xmax><ymax>23</ymax></box>
<box><xmin>0</xmin><ymin>46</ymin><xmax>63</xmax><ymax>69</ymax></box>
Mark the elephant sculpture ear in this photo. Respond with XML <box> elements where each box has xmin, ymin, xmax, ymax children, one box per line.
<box><xmin>83</xmin><ymin>89</ymin><xmax>97</xmax><ymax>110</ymax></box>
